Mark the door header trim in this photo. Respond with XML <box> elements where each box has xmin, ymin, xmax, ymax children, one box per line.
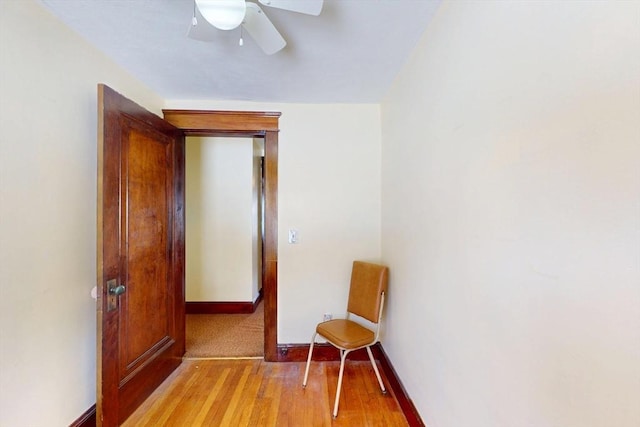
<box><xmin>163</xmin><ymin>110</ymin><xmax>280</xmax><ymax>134</ymax></box>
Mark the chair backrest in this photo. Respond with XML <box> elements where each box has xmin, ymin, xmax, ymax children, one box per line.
<box><xmin>346</xmin><ymin>261</ymin><xmax>389</xmax><ymax>324</ymax></box>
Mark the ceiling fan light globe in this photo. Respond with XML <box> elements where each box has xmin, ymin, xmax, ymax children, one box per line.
<box><xmin>195</xmin><ymin>0</ymin><xmax>246</xmax><ymax>31</ymax></box>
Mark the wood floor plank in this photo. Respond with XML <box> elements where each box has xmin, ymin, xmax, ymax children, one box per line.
<box><xmin>191</xmin><ymin>367</ymin><xmax>231</xmax><ymax>425</ymax></box>
<box><xmin>123</xmin><ymin>359</ymin><xmax>409</xmax><ymax>427</ymax></box>
<box><xmin>219</xmin><ymin>365</ymin><xmax>252</xmax><ymax>425</ymax></box>
<box><xmin>122</xmin><ymin>361</ymin><xmax>202</xmax><ymax>427</ymax></box>
<box><xmin>263</xmin><ymin>363</ymin><xmax>283</xmax><ymax>426</ymax></box>
<box><xmin>202</xmin><ymin>364</ymin><xmax>241</xmax><ymax>425</ymax></box>
<box><xmin>231</xmin><ymin>362</ymin><xmax>262</xmax><ymax>426</ymax></box>
<box><xmin>162</xmin><ymin>367</ymin><xmax>217</xmax><ymax>426</ymax></box>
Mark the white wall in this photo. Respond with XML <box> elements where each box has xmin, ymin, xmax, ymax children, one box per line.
<box><xmin>185</xmin><ymin>137</ymin><xmax>255</xmax><ymax>302</ymax></box>
<box><xmin>167</xmin><ymin>100</ymin><xmax>382</xmax><ymax>341</ymax></box>
<box><xmin>381</xmin><ymin>1</ymin><xmax>640</xmax><ymax>426</ymax></box>
<box><xmin>0</xmin><ymin>1</ymin><xmax>163</xmax><ymax>425</ymax></box>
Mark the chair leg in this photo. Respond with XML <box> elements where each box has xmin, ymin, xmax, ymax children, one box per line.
<box><xmin>302</xmin><ymin>332</ymin><xmax>317</xmax><ymax>388</ymax></box>
<box><xmin>333</xmin><ymin>349</ymin><xmax>350</xmax><ymax>419</ymax></box>
<box><xmin>366</xmin><ymin>346</ymin><xmax>386</xmax><ymax>394</ymax></box>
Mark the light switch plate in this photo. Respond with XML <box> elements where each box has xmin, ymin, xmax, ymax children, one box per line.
<box><xmin>288</xmin><ymin>228</ymin><xmax>298</xmax><ymax>244</ymax></box>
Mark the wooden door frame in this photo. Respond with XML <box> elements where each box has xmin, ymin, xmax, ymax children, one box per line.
<box><xmin>163</xmin><ymin>109</ymin><xmax>280</xmax><ymax>362</ymax></box>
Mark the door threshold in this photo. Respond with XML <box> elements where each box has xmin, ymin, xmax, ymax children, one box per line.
<box><xmin>183</xmin><ymin>356</ymin><xmax>264</xmax><ymax>361</ymax></box>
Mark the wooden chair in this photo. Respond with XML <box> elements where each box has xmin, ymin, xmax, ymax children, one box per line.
<box><xmin>302</xmin><ymin>261</ymin><xmax>389</xmax><ymax>418</ymax></box>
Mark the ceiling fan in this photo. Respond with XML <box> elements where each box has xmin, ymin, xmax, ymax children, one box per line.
<box><xmin>188</xmin><ymin>0</ymin><xmax>324</xmax><ymax>55</ymax></box>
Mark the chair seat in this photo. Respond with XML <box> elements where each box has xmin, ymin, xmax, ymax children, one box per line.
<box><xmin>316</xmin><ymin>319</ymin><xmax>375</xmax><ymax>350</ymax></box>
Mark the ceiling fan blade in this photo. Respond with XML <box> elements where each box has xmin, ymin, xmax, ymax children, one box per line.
<box><xmin>242</xmin><ymin>3</ymin><xmax>286</xmax><ymax>55</ymax></box>
<box><xmin>258</xmin><ymin>0</ymin><xmax>323</xmax><ymax>16</ymax></box>
<box><xmin>187</xmin><ymin>5</ymin><xmax>218</xmax><ymax>41</ymax></box>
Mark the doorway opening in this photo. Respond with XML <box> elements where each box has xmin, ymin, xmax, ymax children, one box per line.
<box><xmin>162</xmin><ymin>109</ymin><xmax>280</xmax><ymax>362</ymax></box>
<box><xmin>184</xmin><ymin>136</ymin><xmax>265</xmax><ymax>358</ymax></box>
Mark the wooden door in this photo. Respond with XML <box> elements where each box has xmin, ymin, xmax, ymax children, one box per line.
<box><xmin>97</xmin><ymin>85</ymin><xmax>185</xmax><ymax>426</ymax></box>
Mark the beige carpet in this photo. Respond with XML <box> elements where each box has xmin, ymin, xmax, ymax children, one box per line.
<box><xmin>185</xmin><ymin>301</ymin><xmax>264</xmax><ymax>358</ymax></box>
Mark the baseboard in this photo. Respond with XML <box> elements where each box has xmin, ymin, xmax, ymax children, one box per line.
<box><xmin>276</xmin><ymin>342</ymin><xmax>425</xmax><ymax>427</ymax></box>
<box><xmin>276</xmin><ymin>342</ymin><xmax>371</xmax><ymax>362</ymax></box>
<box><xmin>69</xmin><ymin>404</ymin><xmax>95</xmax><ymax>427</ymax></box>
<box><xmin>374</xmin><ymin>345</ymin><xmax>425</xmax><ymax>427</ymax></box>
<box><xmin>186</xmin><ymin>291</ymin><xmax>263</xmax><ymax>314</ymax></box>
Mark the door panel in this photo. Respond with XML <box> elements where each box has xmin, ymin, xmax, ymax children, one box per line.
<box><xmin>98</xmin><ymin>85</ymin><xmax>185</xmax><ymax>426</ymax></box>
<box><xmin>121</xmin><ymin>126</ymin><xmax>172</xmax><ymax>370</ymax></box>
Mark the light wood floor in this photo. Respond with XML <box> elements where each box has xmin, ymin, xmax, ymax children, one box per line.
<box><xmin>122</xmin><ymin>358</ymin><xmax>409</xmax><ymax>427</ymax></box>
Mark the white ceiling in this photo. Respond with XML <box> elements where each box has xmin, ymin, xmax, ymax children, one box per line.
<box><xmin>39</xmin><ymin>0</ymin><xmax>442</xmax><ymax>103</ymax></box>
